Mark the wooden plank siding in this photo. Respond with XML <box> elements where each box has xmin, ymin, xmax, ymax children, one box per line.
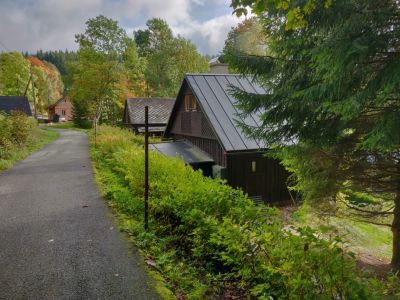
<box><xmin>226</xmin><ymin>153</ymin><xmax>290</xmax><ymax>202</ymax></box>
<box><xmin>164</xmin><ymin>75</ymin><xmax>291</xmax><ymax>203</ymax></box>
<box><xmin>170</xmin><ymin>88</ymin><xmax>228</xmax><ymax>167</ymax></box>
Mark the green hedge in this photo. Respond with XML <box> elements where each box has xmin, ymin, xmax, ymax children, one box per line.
<box><xmin>91</xmin><ymin>126</ymin><xmax>393</xmax><ymax>299</ymax></box>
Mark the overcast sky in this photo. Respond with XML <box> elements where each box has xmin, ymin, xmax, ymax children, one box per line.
<box><xmin>0</xmin><ymin>0</ymin><xmax>243</xmax><ymax>55</ymax></box>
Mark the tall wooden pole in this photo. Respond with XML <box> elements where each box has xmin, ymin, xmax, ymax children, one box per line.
<box><xmin>30</xmin><ymin>70</ymin><xmax>38</xmax><ymax>123</ymax></box>
<box><xmin>144</xmin><ymin>106</ymin><xmax>149</xmax><ymax>230</ymax></box>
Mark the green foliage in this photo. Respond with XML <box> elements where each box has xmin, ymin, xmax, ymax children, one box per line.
<box><xmin>224</xmin><ymin>18</ymin><xmax>267</xmax><ymax>59</ymax></box>
<box><xmin>71</xmin><ymin>15</ymin><xmax>131</xmax><ymax>126</ymax></box>
<box><xmin>76</xmin><ymin>15</ymin><xmax>130</xmax><ymax>59</ymax></box>
<box><xmin>0</xmin><ymin>52</ymin><xmax>30</xmax><ymax>96</ymax></box>
<box><xmin>226</xmin><ymin>0</ymin><xmax>400</xmax><ymax>265</ymax></box>
<box><xmin>29</xmin><ymin>58</ymin><xmax>64</xmax><ymax>113</ymax></box>
<box><xmin>0</xmin><ymin>112</ymin><xmax>35</xmax><ymax>155</ymax></box>
<box><xmin>0</xmin><ymin>52</ymin><xmax>64</xmax><ymax>114</ymax></box>
<box><xmin>123</xmin><ymin>40</ymin><xmax>147</xmax><ymax>95</ymax></box>
<box><xmin>134</xmin><ymin>18</ymin><xmax>209</xmax><ymax>97</ymax></box>
<box><xmin>231</xmin><ymin>0</ymin><xmax>332</xmax><ymax>29</ymax></box>
<box><xmin>90</xmin><ymin>126</ymin><xmax>394</xmax><ymax>299</ymax></box>
<box><xmin>34</xmin><ymin>50</ymin><xmax>79</xmax><ymax>90</ymax></box>
<box><xmin>0</xmin><ymin>113</ymin><xmax>58</xmax><ymax>171</ymax></box>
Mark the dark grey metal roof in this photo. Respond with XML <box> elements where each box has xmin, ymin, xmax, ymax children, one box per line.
<box><xmin>151</xmin><ymin>141</ymin><xmax>214</xmax><ymax>164</ymax></box>
<box><xmin>124</xmin><ymin>98</ymin><xmax>175</xmax><ymax>125</ymax></box>
<box><xmin>0</xmin><ymin>96</ymin><xmax>32</xmax><ymax>116</ymax></box>
<box><xmin>166</xmin><ymin>74</ymin><xmax>267</xmax><ymax>152</ymax></box>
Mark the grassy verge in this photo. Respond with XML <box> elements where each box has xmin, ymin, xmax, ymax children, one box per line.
<box><xmin>44</xmin><ymin>122</ymin><xmax>88</xmax><ymax>131</ymax></box>
<box><xmin>0</xmin><ymin>127</ymin><xmax>58</xmax><ymax>172</ymax></box>
<box><xmin>89</xmin><ymin>126</ymin><xmax>398</xmax><ymax>299</ymax></box>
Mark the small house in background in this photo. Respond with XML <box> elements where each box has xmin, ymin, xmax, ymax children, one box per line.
<box><xmin>0</xmin><ymin>96</ymin><xmax>32</xmax><ymax>116</ymax></box>
<box><xmin>158</xmin><ymin>74</ymin><xmax>290</xmax><ymax>204</ymax></box>
<box><xmin>48</xmin><ymin>97</ymin><xmax>73</xmax><ymax>122</ymax></box>
<box><xmin>123</xmin><ymin>98</ymin><xmax>175</xmax><ymax>136</ymax></box>
<box><xmin>209</xmin><ymin>57</ymin><xmax>229</xmax><ymax>74</ymax></box>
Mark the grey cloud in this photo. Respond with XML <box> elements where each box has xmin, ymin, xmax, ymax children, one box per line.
<box><xmin>0</xmin><ymin>0</ymin><xmax>241</xmax><ymax>54</ymax></box>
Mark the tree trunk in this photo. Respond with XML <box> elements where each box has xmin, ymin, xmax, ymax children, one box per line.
<box><xmin>391</xmin><ymin>184</ymin><xmax>400</xmax><ymax>270</ymax></box>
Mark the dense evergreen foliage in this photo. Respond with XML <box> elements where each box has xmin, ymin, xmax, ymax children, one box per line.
<box><xmin>35</xmin><ymin>50</ymin><xmax>78</xmax><ymax>76</ymax></box>
<box><xmin>226</xmin><ymin>0</ymin><xmax>400</xmax><ymax>267</ymax></box>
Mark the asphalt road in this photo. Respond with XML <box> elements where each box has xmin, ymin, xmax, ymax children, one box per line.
<box><xmin>0</xmin><ymin>129</ymin><xmax>160</xmax><ymax>300</ymax></box>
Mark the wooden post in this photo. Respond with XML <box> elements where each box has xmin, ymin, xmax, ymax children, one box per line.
<box><xmin>144</xmin><ymin>106</ymin><xmax>149</xmax><ymax>230</ymax></box>
<box><xmin>31</xmin><ymin>72</ymin><xmax>38</xmax><ymax>124</ymax></box>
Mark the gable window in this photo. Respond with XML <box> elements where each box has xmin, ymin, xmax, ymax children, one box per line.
<box><xmin>184</xmin><ymin>94</ymin><xmax>197</xmax><ymax>112</ymax></box>
<box><xmin>61</xmin><ymin>110</ymin><xmax>66</xmax><ymax>116</ymax></box>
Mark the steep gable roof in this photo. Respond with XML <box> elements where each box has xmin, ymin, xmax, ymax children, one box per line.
<box><xmin>0</xmin><ymin>96</ymin><xmax>32</xmax><ymax>116</ymax></box>
<box><xmin>165</xmin><ymin>74</ymin><xmax>267</xmax><ymax>152</ymax></box>
<box><xmin>48</xmin><ymin>97</ymin><xmax>71</xmax><ymax>109</ymax></box>
<box><xmin>124</xmin><ymin>98</ymin><xmax>175</xmax><ymax>125</ymax></box>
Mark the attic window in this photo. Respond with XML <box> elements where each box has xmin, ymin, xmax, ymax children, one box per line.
<box><xmin>184</xmin><ymin>94</ymin><xmax>197</xmax><ymax>112</ymax></box>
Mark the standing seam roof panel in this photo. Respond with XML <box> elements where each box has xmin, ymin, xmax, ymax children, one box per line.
<box><xmin>217</xmin><ymin>76</ymin><xmax>261</xmax><ymax>149</ymax></box>
<box><xmin>187</xmin><ymin>75</ymin><xmax>235</xmax><ymax>151</ymax></box>
<box><xmin>202</xmin><ymin>75</ymin><xmax>249</xmax><ymax>150</ymax></box>
<box><xmin>227</xmin><ymin>76</ymin><xmax>264</xmax><ymax>127</ymax></box>
<box><xmin>179</xmin><ymin>74</ymin><xmax>267</xmax><ymax>152</ymax></box>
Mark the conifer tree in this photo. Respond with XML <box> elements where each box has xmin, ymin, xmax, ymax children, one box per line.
<box><xmin>227</xmin><ymin>0</ymin><xmax>400</xmax><ymax>268</ymax></box>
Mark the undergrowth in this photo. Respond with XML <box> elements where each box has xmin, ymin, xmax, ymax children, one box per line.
<box><xmin>0</xmin><ymin>112</ymin><xmax>59</xmax><ymax>171</ymax></box>
<box><xmin>90</xmin><ymin>125</ymin><xmax>399</xmax><ymax>299</ymax></box>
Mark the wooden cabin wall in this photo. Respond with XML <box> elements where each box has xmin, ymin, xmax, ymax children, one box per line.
<box><xmin>226</xmin><ymin>152</ymin><xmax>290</xmax><ymax>203</ymax></box>
<box><xmin>170</xmin><ymin>87</ymin><xmax>227</xmax><ymax>167</ymax></box>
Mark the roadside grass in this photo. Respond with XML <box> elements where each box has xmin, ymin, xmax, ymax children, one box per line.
<box><xmin>0</xmin><ymin>127</ymin><xmax>59</xmax><ymax>172</ymax></box>
<box><xmin>89</xmin><ymin>125</ymin><xmax>399</xmax><ymax>299</ymax></box>
<box><xmin>46</xmin><ymin>121</ymin><xmax>75</xmax><ymax>129</ymax></box>
<box><xmin>43</xmin><ymin>122</ymin><xmax>93</xmax><ymax>135</ymax></box>
<box><xmin>293</xmin><ymin>203</ymin><xmax>392</xmax><ymax>262</ymax></box>
<box><xmin>91</xmin><ymin>160</ymin><xmax>176</xmax><ymax>299</ymax></box>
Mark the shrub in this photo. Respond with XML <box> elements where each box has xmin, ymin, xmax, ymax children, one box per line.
<box><xmin>0</xmin><ymin>112</ymin><xmax>36</xmax><ymax>159</ymax></box>
<box><xmin>91</xmin><ymin>126</ymin><xmax>393</xmax><ymax>299</ymax></box>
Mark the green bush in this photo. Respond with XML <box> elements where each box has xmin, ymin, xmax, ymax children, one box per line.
<box><xmin>91</xmin><ymin>126</ymin><xmax>394</xmax><ymax>299</ymax></box>
<box><xmin>0</xmin><ymin>112</ymin><xmax>36</xmax><ymax>159</ymax></box>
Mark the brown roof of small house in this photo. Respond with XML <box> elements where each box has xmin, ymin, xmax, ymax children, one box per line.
<box><xmin>0</xmin><ymin>96</ymin><xmax>32</xmax><ymax>116</ymax></box>
<box><xmin>124</xmin><ymin>98</ymin><xmax>175</xmax><ymax>125</ymax></box>
<box><xmin>48</xmin><ymin>97</ymin><xmax>70</xmax><ymax>109</ymax></box>
<box><xmin>165</xmin><ymin>74</ymin><xmax>267</xmax><ymax>152</ymax></box>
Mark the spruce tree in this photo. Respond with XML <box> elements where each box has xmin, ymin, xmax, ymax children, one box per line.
<box><xmin>227</xmin><ymin>0</ymin><xmax>400</xmax><ymax>268</ymax></box>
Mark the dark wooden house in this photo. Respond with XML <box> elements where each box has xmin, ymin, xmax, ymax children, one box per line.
<box><xmin>123</xmin><ymin>98</ymin><xmax>175</xmax><ymax>135</ymax></box>
<box><xmin>159</xmin><ymin>74</ymin><xmax>290</xmax><ymax>203</ymax></box>
<box><xmin>0</xmin><ymin>96</ymin><xmax>32</xmax><ymax>116</ymax></box>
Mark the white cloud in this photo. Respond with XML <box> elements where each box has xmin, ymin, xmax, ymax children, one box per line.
<box><xmin>172</xmin><ymin>14</ymin><xmax>243</xmax><ymax>54</ymax></box>
<box><xmin>0</xmin><ymin>0</ymin><xmax>243</xmax><ymax>54</ymax></box>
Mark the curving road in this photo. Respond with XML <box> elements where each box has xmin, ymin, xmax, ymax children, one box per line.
<box><xmin>0</xmin><ymin>129</ymin><xmax>160</xmax><ymax>300</ymax></box>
